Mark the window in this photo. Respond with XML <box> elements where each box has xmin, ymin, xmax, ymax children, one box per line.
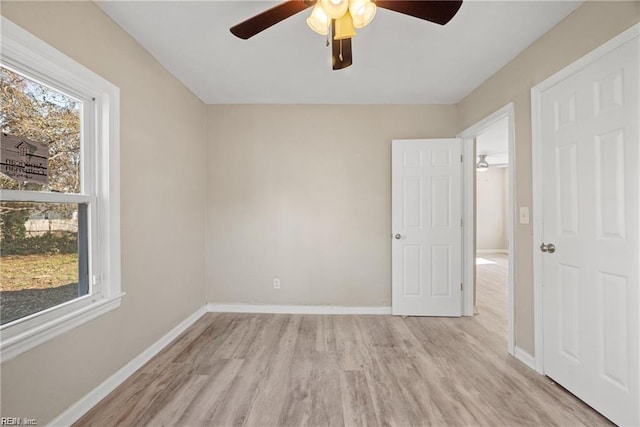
<box><xmin>0</xmin><ymin>17</ymin><xmax>121</xmax><ymax>362</ymax></box>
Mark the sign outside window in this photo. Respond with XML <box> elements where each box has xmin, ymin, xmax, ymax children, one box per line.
<box><xmin>0</xmin><ymin>133</ymin><xmax>49</xmax><ymax>184</ymax></box>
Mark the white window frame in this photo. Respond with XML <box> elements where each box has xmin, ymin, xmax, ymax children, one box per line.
<box><xmin>0</xmin><ymin>17</ymin><xmax>122</xmax><ymax>362</ymax></box>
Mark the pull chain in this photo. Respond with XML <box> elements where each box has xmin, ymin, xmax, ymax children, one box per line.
<box><xmin>326</xmin><ymin>20</ymin><xmax>332</xmax><ymax>47</ymax></box>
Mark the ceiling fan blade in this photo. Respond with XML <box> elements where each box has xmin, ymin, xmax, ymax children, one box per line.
<box><xmin>375</xmin><ymin>0</ymin><xmax>463</xmax><ymax>25</ymax></box>
<box><xmin>230</xmin><ymin>0</ymin><xmax>315</xmax><ymax>40</ymax></box>
<box><xmin>332</xmin><ymin>37</ymin><xmax>353</xmax><ymax>70</ymax></box>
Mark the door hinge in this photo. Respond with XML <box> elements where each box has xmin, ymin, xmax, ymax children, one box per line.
<box><xmin>460</xmin><ymin>154</ymin><xmax>463</xmax><ymax>163</ymax></box>
<box><xmin>460</xmin><ymin>218</ymin><xmax>463</xmax><ymax>227</ymax></box>
<box><xmin>460</xmin><ymin>282</ymin><xmax>463</xmax><ymax>291</ymax></box>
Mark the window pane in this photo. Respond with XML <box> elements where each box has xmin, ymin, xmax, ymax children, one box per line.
<box><xmin>0</xmin><ymin>201</ymin><xmax>88</xmax><ymax>325</ymax></box>
<box><xmin>0</xmin><ymin>66</ymin><xmax>81</xmax><ymax>194</ymax></box>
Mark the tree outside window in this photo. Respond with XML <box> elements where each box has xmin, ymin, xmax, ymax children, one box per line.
<box><xmin>1</xmin><ymin>67</ymin><xmax>86</xmax><ymax>325</ymax></box>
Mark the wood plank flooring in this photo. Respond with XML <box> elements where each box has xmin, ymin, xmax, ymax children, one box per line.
<box><xmin>76</xmin><ymin>254</ymin><xmax>611</xmax><ymax>426</ymax></box>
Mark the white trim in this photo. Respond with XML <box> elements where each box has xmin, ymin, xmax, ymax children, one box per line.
<box><xmin>531</xmin><ymin>23</ymin><xmax>640</xmax><ymax>375</ymax></box>
<box><xmin>531</xmin><ymin>84</ymin><xmax>545</xmax><ymax>374</ymax></box>
<box><xmin>457</xmin><ymin>102</ymin><xmax>516</xmax><ymax>356</ymax></box>
<box><xmin>0</xmin><ymin>190</ymin><xmax>94</xmax><ymax>204</ymax></box>
<box><xmin>476</xmin><ymin>249</ymin><xmax>509</xmax><ymax>255</ymax></box>
<box><xmin>514</xmin><ymin>346</ymin><xmax>536</xmax><ymax>370</ymax></box>
<box><xmin>0</xmin><ymin>17</ymin><xmax>118</xmax><ymax>103</ymax></box>
<box><xmin>207</xmin><ymin>303</ymin><xmax>392</xmax><ymax>315</ymax></box>
<box><xmin>47</xmin><ymin>306</ymin><xmax>207</xmax><ymax>427</ymax></box>
<box><xmin>0</xmin><ymin>16</ymin><xmax>121</xmax><ymax>361</ymax></box>
<box><xmin>461</xmin><ymin>137</ymin><xmax>476</xmax><ymax>318</ymax></box>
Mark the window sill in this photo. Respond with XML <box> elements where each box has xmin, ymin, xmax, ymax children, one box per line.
<box><xmin>0</xmin><ymin>293</ymin><xmax>125</xmax><ymax>363</ymax></box>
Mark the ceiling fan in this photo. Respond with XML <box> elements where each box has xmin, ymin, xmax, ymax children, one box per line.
<box><xmin>230</xmin><ymin>0</ymin><xmax>463</xmax><ymax>70</ymax></box>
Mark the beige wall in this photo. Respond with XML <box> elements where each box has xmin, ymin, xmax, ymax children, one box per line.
<box><xmin>2</xmin><ymin>0</ymin><xmax>639</xmax><ymax>422</ymax></box>
<box><xmin>458</xmin><ymin>1</ymin><xmax>640</xmax><ymax>355</ymax></box>
<box><xmin>206</xmin><ymin>105</ymin><xmax>458</xmax><ymax>306</ymax></box>
<box><xmin>476</xmin><ymin>167</ymin><xmax>508</xmax><ymax>251</ymax></box>
<box><xmin>0</xmin><ymin>2</ymin><xmax>206</xmax><ymax>424</ymax></box>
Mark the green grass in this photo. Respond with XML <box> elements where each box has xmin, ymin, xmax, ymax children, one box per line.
<box><xmin>0</xmin><ymin>253</ymin><xmax>79</xmax><ymax>325</ymax></box>
<box><xmin>1</xmin><ymin>253</ymin><xmax>78</xmax><ymax>291</ymax></box>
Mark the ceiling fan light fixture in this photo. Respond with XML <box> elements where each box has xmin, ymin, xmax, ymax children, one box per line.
<box><xmin>306</xmin><ymin>4</ymin><xmax>330</xmax><ymax>35</ymax></box>
<box><xmin>320</xmin><ymin>0</ymin><xmax>349</xmax><ymax>19</ymax></box>
<box><xmin>476</xmin><ymin>154</ymin><xmax>489</xmax><ymax>172</ymax></box>
<box><xmin>349</xmin><ymin>0</ymin><xmax>376</xmax><ymax>28</ymax></box>
<box><xmin>334</xmin><ymin>11</ymin><xmax>357</xmax><ymax>40</ymax></box>
<box><xmin>229</xmin><ymin>0</ymin><xmax>464</xmax><ymax>70</ymax></box>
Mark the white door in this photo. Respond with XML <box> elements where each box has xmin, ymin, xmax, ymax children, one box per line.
<box><xmin>392</xmin><ymin>139</ymin><xmax>462</xmax><ymax>316</ymax></box>
<box><xmin>539</xmin><ymin>35</ymin><xmax>639</xmax><ymax>425</ymax></box>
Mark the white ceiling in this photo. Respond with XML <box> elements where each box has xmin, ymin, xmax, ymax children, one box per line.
<box><xmin>477</xmin><ymin>116</ymin><xmax>509</xmax><ymax>166</ymax></box>
<box><xmin>97</xmin><ymin>0</ymin><xmax>582</xmax><ymax>104</ymax></box>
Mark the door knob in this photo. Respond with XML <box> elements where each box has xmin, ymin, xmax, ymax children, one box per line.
<box><xmin>540</xmin><ymin>243</ymin><xmax>556</xmax><ymax>253</ymax></box>
<box><xmin>394</xmin><ymin>234</ymin><xmax>402</xmax><ymax>240</ymax></box>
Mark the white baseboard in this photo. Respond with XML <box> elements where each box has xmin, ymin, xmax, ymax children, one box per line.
<box><xmin>514</xmin><ymin>346</ymin><xmax>536</xmax><ymax>370</ymax></box>
<box><xmin>476</xmin><ymin>249</ymin><xmax>509</xmax><ymax>254</ymax></box>
<box><xmin>207</xmin><ymin>303</ymin><xmax>391</xmax><ymax>315</ymax></box>
<box><xmin>48</xmin><ymin>306</ymin><xmax>207</xmax><ymax>427</ymax></box>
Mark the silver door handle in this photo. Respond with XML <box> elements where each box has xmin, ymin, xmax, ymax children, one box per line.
<box><xmin>394</xmin><ymin>234</ymin><xmax>402</xmax><ymax>240</ymax></box>
<box><xmin>540</xmin><ymin>243</ymin><xmax>556</xmax><ymax>253</ymax></box>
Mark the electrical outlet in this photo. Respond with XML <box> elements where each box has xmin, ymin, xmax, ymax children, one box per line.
<box><xmin>273</xmin><ymin>278</ymin><xmax>280</xmax><ymax>289</ymax></box>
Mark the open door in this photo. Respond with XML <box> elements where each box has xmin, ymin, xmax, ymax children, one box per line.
<box><xmin>392</xmin><ymin>139</ymin><xmax>463</xmax><ymax>316</ymax></box>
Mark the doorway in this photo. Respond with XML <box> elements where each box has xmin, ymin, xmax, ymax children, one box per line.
<box><xmin>458</xmin><ymin>103</ymin><xmax>516</xmax><ymax>355</ymax></box>
<box><xmin>475</xmin><ymin>117</ymin><xmax>510</xmax><ymax>336</ymax></box>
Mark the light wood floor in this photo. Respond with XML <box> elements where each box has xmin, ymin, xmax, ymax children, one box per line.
<box><xmin>76</xmin><ymin>254</ymin><xmax>611</xmax><ymax>426</ymax></box>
